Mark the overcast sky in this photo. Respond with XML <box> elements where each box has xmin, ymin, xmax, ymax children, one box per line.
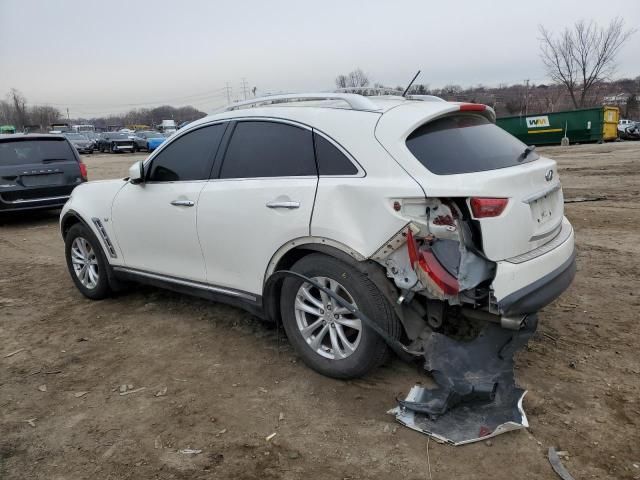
<box><xmin>1</xmin><ymin>0</ymin><xmax>638</xmax><ymax>117</ymax></box>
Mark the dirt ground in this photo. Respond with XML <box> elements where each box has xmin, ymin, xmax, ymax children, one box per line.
<box><xmin>1</xmin><ymin>142</ymin><xmax>639</xmax><ymax>480</ymax></box>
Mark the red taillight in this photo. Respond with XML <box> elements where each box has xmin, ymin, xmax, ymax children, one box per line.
<box><xmin>406</xmin><ymin>228</ymin><xmax>419</xmax><ymax>266</ymax></box>
<box><xmin>417</xmin><ymin>250</ymin><xmax>459</xmax><ymax>296</ymax></box>
<box><xmin>459</xmin><ymin>103</ymin><xmax>486</xmax><ymax>112</ymax></box>
<box><xmin>470</xmin><ymin>197</ymin><xmax>508</xmax><ymax>218</ymax></box>
<box><xmin>406</xmin><ymin>227</ymin><xmax>459</xmax><ymax>296</ymax></box>
<box><xmin>79</xmin><ymin>161</ymin><xmax>88</xmax><ymax>180</ymax></box>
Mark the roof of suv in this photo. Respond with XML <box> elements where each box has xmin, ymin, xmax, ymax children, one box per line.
<box><xmin>184</xmin><ymin>93</ymin><xmax>496</xmax><ymax>142</ymax></box>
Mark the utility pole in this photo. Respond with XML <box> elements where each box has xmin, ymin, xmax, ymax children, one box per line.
<box><xmin>224</xmin><ymin>83</ymin><xmax>232</xmax><ymax>105</ymax></box>
<box><xmin>524</xmin><ymin>79</ymin><xmax>530</xmax><ymax>116</ymax></box>
<box><xmin>240</xmin><ymin>78</ymin><xmax>249</xmax><ymax>100</ymax></box>
<box><xmin>66</xmin><ymin>107</ymin><xmax>70</xmax><ymax>123</ymax></box>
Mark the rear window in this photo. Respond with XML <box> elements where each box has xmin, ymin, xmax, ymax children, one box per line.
<box><xmin>405</xmin><ymin>114</ymin><xmax>539</xmax><ymax>175</ymax></box>
<box><xmin>0</xmin><ymin>138</ymin><xmax>76</xmax><ymax>166</ymax></box>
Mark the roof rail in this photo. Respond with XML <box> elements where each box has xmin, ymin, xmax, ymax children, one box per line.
<box><xmin>405</xmin><ymin>94</ymin><xmax>446</xmax><ymax>102</ymax></box>
<box><xmin>221</xmin><ymin>93</ymin><xmax>381</xmax><ymax>112</ymax></box>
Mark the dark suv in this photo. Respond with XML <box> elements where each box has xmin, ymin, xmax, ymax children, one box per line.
<box><xmin>0</xmin><ymin>134</ymin><xmax>87</xmax><ymax>213</ymax></box>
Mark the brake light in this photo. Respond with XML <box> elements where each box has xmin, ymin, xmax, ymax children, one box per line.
<box><xmin>417</xmin><ymin>250</ymin><xmax>459</xmax><ymax>295</ymax></box>
<box><xmin>459</xmin><ymin>103</ymin><xmax>486</xmax><ymax>112</ymax></box>
<box><xmin>470</xmin><ymin>197</ymin><xmax>508</xmax><ymax>218</ymax></box>
<box><xmin>79</xmin><ymin>161</ymin><xmax>88</xmax><ymax>180</ymax></box>
<box><xmin>406</xmin><ymin>227</ymin><xmax>459</xmax><ymax>296</ymax></box>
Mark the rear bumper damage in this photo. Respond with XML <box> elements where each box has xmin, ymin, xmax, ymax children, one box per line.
<box><xmin>391</xmin><ymin>315</ymin><xmax>538</xmax><ymax>445</ymax></box>
<box><xmin>498</xmin><ymin>249</ymin><xmax>576</xmax><ymax>316</ymax></box>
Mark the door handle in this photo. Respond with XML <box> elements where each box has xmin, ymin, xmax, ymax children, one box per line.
<box><xmin>266</xmin><ymin>201</ymin><xmax>300</xmax><ymax>209</ymax></box>
<box><xmin>170</xmin><ymin>199</ymin><xmax>195</xmax><ymax>207</ymax></box>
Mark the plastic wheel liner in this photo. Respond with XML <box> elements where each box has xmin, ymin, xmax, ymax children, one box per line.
<box><xmin>391</xmin><ymin>316</ymin><xmax>537</xmax><ymax>445</ymax></box>
<box><xmin>267</xmin><ymin>271</ymin><xmax>537</xmax><ymax>445</ymax></box>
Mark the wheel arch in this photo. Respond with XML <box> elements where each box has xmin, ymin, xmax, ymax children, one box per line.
<box><xmin>61</xmin><ymin>209</ymin><xmax>124</xmax><ymax>291</ymax></box>
<box><xmin>262</xmin><ymin>238</ymin><xmax>408</xmax><ymax>338</ymax></box>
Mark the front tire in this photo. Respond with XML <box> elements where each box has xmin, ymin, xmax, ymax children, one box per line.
<box><xmin>65</xmin><ymin>223</ymin><xmax>111</xmax><ymax>300</ymax></box>
<box><xmin>280</xmin><ymin>254</ymin><xmax>399</xmax><ymax>379</ymax></box>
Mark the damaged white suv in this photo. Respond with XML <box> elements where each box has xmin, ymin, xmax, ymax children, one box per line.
<box><xmin>60</xmin><ymin>93</ymin><xmax>575</xmax><ymax>379</ymax></box>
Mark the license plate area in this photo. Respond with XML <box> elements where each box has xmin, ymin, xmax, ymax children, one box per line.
<box><xmin>530</xmin><ymin>192</ymin><xmax>556</xmax><ymax>226</ymax></box>
<box><xmin>21</xmin><ymin>173</ymin><xmax>64</xmax><ymax>187</ymax></box>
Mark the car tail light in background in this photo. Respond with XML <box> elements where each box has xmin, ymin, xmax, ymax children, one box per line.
<box><xmin>79</xmin><ymin>161</ymin><xmax>88</xmax><ymax>180</ymax></box>
<box><xmin>469</xmin><ymin>197</ymin><xmax>508</xmax><ymax>218</ymax></box>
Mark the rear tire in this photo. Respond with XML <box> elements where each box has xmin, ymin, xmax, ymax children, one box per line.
<box><xmin>280</xmin><ymin>254</ymin><xmax>399</xmax><ymax>379</ymax></box>
<box><xmin>64</xmin><ymin>223</ymin><xmax>111</xmax><ymax>300</ymax></box>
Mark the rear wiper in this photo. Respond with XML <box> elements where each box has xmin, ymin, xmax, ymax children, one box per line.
<box><xmin>518</xmin><ymin>145</ymin><xmax>536</xmax><ymax>162</ymax></box>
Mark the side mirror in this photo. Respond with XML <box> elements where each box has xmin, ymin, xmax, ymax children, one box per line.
<box><xmin>129</xmin><ymin>161</ymin><xmax>144</xmax><ymax>184</ymax></box>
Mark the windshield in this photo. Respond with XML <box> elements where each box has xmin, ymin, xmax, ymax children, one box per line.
<box><xmin>406</xmin><ymin>114</ymin><xmax>539</xmax><ymax>175</ymax></box>
<box><xmin>108</xmin><ymin>133</ymin><xmax>129</xmax><ymax>139</ymax></box>
<box><xmin>65</xmin><ymin>133</ymin><xmax>88</xmax><ymax>140</ymax></box>
<box><xmin>0</xmin><ymin>138</ymin><xmax>76</xmax><ymax>166</ymax></box>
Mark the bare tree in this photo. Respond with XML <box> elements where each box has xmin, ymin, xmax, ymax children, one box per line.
<box><xmin>539</xmin><ymin>18</ymin><xmax>635</xmax><ymax>109</ymax></box>
<box><xmin>335</xmin><ymin>68</ymin><xmax>370</xmax><ymax>89</ymax></box>
<box><xmin>9</xmin><ymin>89</ymin><xmax>27</xmax><ymax>128</ymax></box>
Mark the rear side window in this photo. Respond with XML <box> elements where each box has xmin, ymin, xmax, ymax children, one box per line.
<box><xmin>0</xmin><ymin>138</ymin><xmax>76</xmax><ymax>166</ymax></box>
<box><xmin>313</xmin><ymin>133</ymin><xmax>358</xmax><ymax>175</ymax></box>
<box><xmin>220</xmin><ymin>121</ymin><xmax>316</xmax><ymax>179</ymax></box>
<box><xmin>147</xmin><ymin>124</ymin><xmax>225</xmax><ymax>182</ymax></box>
<box><xmin>405</xmin><ymin>114</ymin><xmax>539</xmax><ymax>175</ymax></box>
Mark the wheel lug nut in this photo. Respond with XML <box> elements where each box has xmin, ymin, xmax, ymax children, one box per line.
<box><xmin>334</xmin><ymin>314</ymin><xmax>339</xmax><ymax>319</ymax></box>
<box><xmin>320</xmin><ymin>309</ymin><xmax>324</xmax><ymax>314</ymax></box>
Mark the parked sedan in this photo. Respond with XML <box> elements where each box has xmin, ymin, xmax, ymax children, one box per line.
<box><xmin>132</xmin><ymin>131</ymin><xmax>166</xmax><ymax>152</ymax></box>
<box><xmin>97</xmin><ymin>132</ymin><xmax>135</xmax><ymax>153</ymax></box>
<box><xmin>63</xmin><ymin>133</ymin><xmax>94</xmax><ymax>154</ymax></box>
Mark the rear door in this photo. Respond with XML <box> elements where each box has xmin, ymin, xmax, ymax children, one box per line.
<box><xmin>377</xmin><ymin>109</ymin><xmax>564</xmax><ymax>260</ymax></box>
<box><xmin>0</xmin><ymin>137</ymin><xmax>83</xmax><ymax>204</ymax></box>
<box><xmin>198</xmin><ymin>120</ymin><xmax>318</xmax><ymax>295</ymax></box>
<box><xmin>111</xmin><ymin>124</ymin><xmax>225</xmax><ymax>281</ymax></box>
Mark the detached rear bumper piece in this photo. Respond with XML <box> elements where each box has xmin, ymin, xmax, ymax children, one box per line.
<box><xmin>391</xmin><ymin>316</ymin><xmax>538</xmax><ymax>445</ymax></box>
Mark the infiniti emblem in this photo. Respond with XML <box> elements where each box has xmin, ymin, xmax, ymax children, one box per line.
<box><xmin>545</xmin><ymin>169</ymin><xmax>554</xmax><ymax>182</ymax></box>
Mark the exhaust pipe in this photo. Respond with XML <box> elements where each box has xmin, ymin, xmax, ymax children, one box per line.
<box><xmin>461</xmin><ymin>307</ymin><xmax>526</xmax><ymax>330</ymax></box>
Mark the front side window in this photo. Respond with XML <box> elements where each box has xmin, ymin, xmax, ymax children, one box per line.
<box><xmin>219</xmin><ymin>121</ymin><xmax>316</xmax><ymax>179</ymax></box>
<box><xmin>147</xmin><ymin>124</ymin><xmax>225</xmax><ymax>182</ymax></box>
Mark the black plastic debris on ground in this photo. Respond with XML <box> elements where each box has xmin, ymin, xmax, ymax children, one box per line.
<box><xmin>391</xmin><ymin>315</ymin><xmax>538</xmax><ymax>445</ymax></box>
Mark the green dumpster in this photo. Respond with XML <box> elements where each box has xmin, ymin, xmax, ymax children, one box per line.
<box><xmin>496</xmin><ymin>106</ymin><xmax>619</xmax><ymax>146</ymax></box>
<box><xmin>0</xmin><ymin>125</ymin><xmax>16</xmax><ymax>134</ymax></box>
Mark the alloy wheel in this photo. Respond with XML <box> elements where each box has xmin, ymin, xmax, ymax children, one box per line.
<box><xmin>294</xmin><ymin>276</ymin><xmax>362</xmax><ymax>360</ymax></box>
<box><xmin>70</xmin><ymin>237</ymin><xmax>99</xmax><ymax>289</ymax></box>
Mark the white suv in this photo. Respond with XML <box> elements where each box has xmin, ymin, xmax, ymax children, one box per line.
<box><xmin>60</xmin><ymin>93</ymin><xmax>576</xmax><ymax>378</ymax></box>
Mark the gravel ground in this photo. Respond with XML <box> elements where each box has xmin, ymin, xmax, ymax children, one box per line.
<box><xmin>1</xmin><ymin>142</ymin><xmax>639</xmax><ymax>479</ymax></box>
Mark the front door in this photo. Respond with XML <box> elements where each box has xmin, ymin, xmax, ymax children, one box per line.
<box><xmin>111</xmin><ymin>123</ymin><xmax>226</xmax><ymax>281</ymax></box>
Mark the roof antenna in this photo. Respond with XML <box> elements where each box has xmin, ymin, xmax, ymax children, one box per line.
<box><xmin>402</xmin><ymin>70</ymin><xmax>421</xmax><ymax>97</ymax></box>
